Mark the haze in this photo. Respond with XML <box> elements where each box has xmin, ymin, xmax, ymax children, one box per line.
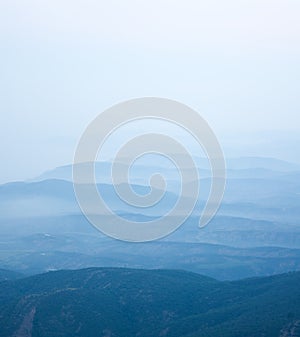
<box><xmin>0</xmin><ymin>0</ymin><xmax>299</xmax><ymax>183</ymax></box>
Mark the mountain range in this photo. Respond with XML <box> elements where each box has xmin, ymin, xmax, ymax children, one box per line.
<box><xmin>0</xmin><ymin>156</ymin><xmax>300</xmax><ymax>280</ymax></box>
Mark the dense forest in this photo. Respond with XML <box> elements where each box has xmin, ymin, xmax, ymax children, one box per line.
<box><xmin>1</xmin><ymin>267</ymin><xmax>300</xmax><ymax>337</ymax></box>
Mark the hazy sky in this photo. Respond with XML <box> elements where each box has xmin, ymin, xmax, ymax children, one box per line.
<box><xmin>0</xmin><ymin>0</ymin><xmax>299</xmax><ymax>183</ymax></box>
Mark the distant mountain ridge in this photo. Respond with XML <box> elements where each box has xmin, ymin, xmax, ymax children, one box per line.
<box><xmin>1</xmin><ymin>156</ymin><xmax>300</xmax><ymax>282</ymax></box>
<box><xmin>32</xmin><ymin>156</ymin><xmax>300</xmax><ymax>183</ymax></box>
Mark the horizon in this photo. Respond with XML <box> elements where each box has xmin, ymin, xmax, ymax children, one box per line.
<box><xmin>1</xmin><ymin>0</ymin><xmax>300</xmax><ymax>183</ymax></box>
<box><xmin>1</xmin><ymin>154</ymin><xmax>300</xmax><ymax>185</ymax></box>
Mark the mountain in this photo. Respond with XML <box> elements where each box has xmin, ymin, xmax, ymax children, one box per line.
<box><xmin>224</xmin><ymin>156</ymin><xmax>300</xmax><ymax>171</ymax></box>
<box><xmin>2</xmin><ymin>233</ymin><xmax>300</xmax><ymax>280</ymax></box>
<box><xmin>0</xmin><ymin>267</ymin><xmax>300</xmax><ymax>337</ymax></box>
<box><xmin>1</xmin><ymin>156</ymin><xmax>300</xmax><ymax>282</ymax></box>
<box><xmin>1</xmin><ymin>176</ymin><xmax>300</xmax><ymax>280</ymax></box>
<box><xmin>0</xmin><ymin>179</ymin><xmax>181</xmax><ymax>218</ymax></box>
<box><xmin>32</xmin><ymin>157</ymin><xmax>300</xmax><ymax>182</ymax></box>
<box><xmin>1</xmin><ymin>174</ymin><xmax>300</xmax><ymax>220</ymax></box>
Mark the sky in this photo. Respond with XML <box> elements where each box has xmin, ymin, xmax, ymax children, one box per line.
<box><xmin>0</xmin><ymin>0</ymin><xmax>299</xmax><ymax>183</ymax></box>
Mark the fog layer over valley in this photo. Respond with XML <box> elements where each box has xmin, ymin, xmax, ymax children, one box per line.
<box><xmin>1</xmin><ymin>157</ymin><xmax>300</xmax><ymax>280</ymax></box>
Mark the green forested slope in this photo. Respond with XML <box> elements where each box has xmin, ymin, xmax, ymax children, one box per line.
<box><xmin>0</xmin><ymin>268</ymin><xmax>300</xmax><ymax>337</ymax></box>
